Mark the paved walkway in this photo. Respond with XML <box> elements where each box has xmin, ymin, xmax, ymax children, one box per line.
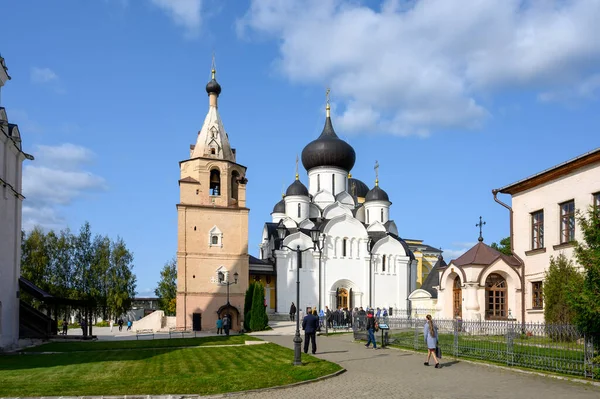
<box><xmin>243</xmin><ymin>331</ymin><xmax>600</xmax><ymax>399</ymax></box>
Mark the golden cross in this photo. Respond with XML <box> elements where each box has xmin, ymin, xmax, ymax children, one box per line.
<box><xmin>211</xmin><ymin>52</ymin><xmax>216</xmax><ymax>79</ymax></box>
<box><xmin>374</xmin><ymin>160</ymin><xmax>379</xmax><ymax>181</ymax></box>
<box><xmin>295</xmin><ymin>155</ymin><xmax>299</xmax><ymax>180</ymax></box>
<box><xmin>326</xmin><ymin>88</ymin><xmax>331</xmax><ymax>106</ymax></box>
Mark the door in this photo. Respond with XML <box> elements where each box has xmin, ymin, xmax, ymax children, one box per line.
<box><xmin>453</xmin><ymin>277</ymin><xmax>462</xmax><ymax>318</ymax></box>
<box><xmin>337</xmin><ymin>288</ymin><xmax>349</xmax><ymax>309</ymax></box>
<box><xmin>192</xmin><ymin>313</ymin><xmax>202</xmax><ymax>331</ymax></box>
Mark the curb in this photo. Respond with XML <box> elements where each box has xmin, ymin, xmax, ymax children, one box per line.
<box><xmin>367</xmin><ymin>341</ymin><xmax>600</xmax><ymax>388</ymax></box>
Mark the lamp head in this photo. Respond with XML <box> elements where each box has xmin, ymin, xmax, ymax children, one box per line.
<box><xmin>276</xmin><ymin>220</ymin><xmax>287</xmax><ymax>240</ymax></box>
<box><xmin>234</xmin><ymin>271</ymin><xmax>239</xmax><ymax>284</ymax></box>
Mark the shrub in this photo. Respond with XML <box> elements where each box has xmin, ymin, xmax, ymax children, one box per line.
<box><xmin>243</xmin><ymin>282</ymin><xmax>256</xmax><ymax>331</ymax></box>
<box><xmin>249</xmin><ymin>283</ymin><xmax>268</xmax><ymax>332</ymax></box>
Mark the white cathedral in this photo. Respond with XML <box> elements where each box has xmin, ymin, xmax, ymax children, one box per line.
<box><xmin>257</xmin><ymin>100</ymin><xmax>417</xmax><ymax>314</ymax></box>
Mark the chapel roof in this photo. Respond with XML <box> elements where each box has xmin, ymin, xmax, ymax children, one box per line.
<box><xmin>348</xmin><ymin>178</ymin><xmax>369</xmax><ymax>198</ymax></box>
<box><xmin>451</xmin><ymin>241</ymin><xmax>520</xmax><ymax>267</ymax></box>
<box><xmin>365</xmin><ymin>185</ymin><xmax>390</xmax><ymax>202</ymax></box>
<box><xmin>420</xmin><ymin>255</ymin><xmax>446</xmax><ymax>298</ymax></box>
<box><xmin>272</xmin><ymin>198</ymin><xmax>285</xmax><ymax>214</ymax></box>
<box><xmin>301</xmin><ymin>112</ymin><xmax>356</xmax><ymax>172</ymax></box>
<box><xmin>285</xmin><ymin>179</ymin><xmax>309</xmax><ymax>196</ymax></box>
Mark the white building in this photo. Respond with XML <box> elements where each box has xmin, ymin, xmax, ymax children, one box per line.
<box><xmin>410</xmin><ymin>148</ymin><xmax>600</xmax><ymax>322</ymax></box>
<box><xmin>0</xmin><ymin>55</ymin><xmax>34</xmax><ymax>350</ymax></box>
<box><xmin>258</xmin><ymin>102</ymin><xmax>417</xmax><ymax>314</ymax></box>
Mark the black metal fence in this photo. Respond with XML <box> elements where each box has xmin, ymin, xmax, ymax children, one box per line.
<box><xmin>352</xmin><ymin>313</ymin><xmax>599</xmax><ymax>379</ymax></box>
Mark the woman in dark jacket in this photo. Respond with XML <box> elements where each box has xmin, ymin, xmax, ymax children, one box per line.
<box><xmin>289</xmin><ymin>302</ymin><xmax>297</xmax><ymax>321</ymax></box>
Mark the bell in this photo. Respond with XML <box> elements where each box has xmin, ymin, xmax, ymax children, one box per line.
<box><xmin>210</xmin><ymin>173</ymin><xmax>220</xmax><ymax>184</ymax></box>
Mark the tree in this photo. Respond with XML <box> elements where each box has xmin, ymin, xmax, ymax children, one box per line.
<box><xmin>543</xmin><ymin>254</ymin><xmax>583</xmax><ymax>325</ymax></box>
<box><xmin>155</xmin><ymin>258</ymin><xmax>177</xmax><ymax>316</ymax></box>
<box><xmin>107</xmin><ymin>237</ymin><xmax>137</xmax><ymax>318</ymax></box>
<box><xmin>249</xmin><ymin>283</ymin><xmax>268</xmax><ymax>331</ymax></box>
<box><xmin>571</xmin><ymin>207</ymin><xmax>600</xmax><ymax>340</ymax></box>
<box><xmin>21</xmin><ymin>226</ymin><xmax>51</xmax><ymax>292</ymax></box>
<box><xmin>243</xmin><ymin>282</ymin><xmax>256</xmax><ymax>331</ymax></box>
<box><xmin>491</xmin><ymin>236</ymin><xmax>512</xmax><ymax>256</ymax></box>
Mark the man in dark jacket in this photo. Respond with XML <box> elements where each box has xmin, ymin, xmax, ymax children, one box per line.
<box><xmin>302</xmin><ymin>307</ymin><xmax>319</xmax><ymax>354</ymax></box>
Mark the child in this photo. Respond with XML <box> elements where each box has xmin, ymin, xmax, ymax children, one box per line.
<box><xmin>216</xmin><ymin>317</ymin><xmax>223</xmax><ymax>334</ymax></box>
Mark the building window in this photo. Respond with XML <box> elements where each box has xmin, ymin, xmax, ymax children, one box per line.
<box><xmin>595</xmin><ymin>192</ymin><xmax>600</xmax><ymax>210</ymax></box>
<box><xmin>380</xmin><ymin>208</ymin><xmax>383</xmax><ymax>222</ymax></box>
<box><xmin>332</xmin><ymin>174</ymin><xmax>335</xmax><ymax>193</ymax></box>
<box><xmin>209</xmin><ymin>226</ymin><xmax>223</xmax><ymax>247</ymax></box>
<box><xmin>317</xmin><ymin>174</ymin><xmax>320</xmax><ymax>191</ymax></box>
<box><xmin>531</xmin><ymin>210</ymin><xmax>544</xmax><ymax>249</ymax></box>
<box><xmin>560</xmin><ymin>200</ymin><xmax>575</xmax><ymax>243</ymax></box>
<box><xmin>382</xmin><ymin>255</ymin><xmax>386</xmax><ymax>272</ymax></box>
<box><xmin>231</xmin><ymin>171</ymin><xmax>239</xmax><ymax>201</ymax></box>
<box><xmin>297</xmin><ymin>203</ymin><xmax>301</xmax><ymax>218</ymax></box>
<box><xmin>367</xmin><ymin>209</ymin><xmax>370</xmax><ymax>224</ymax></box>
<box><xmin>209</xmin><ymin>169</ymin><xmax>221</xmax><ymax>196</ymax></box>
<box><xmin>485</xmin><ymin>273</ymin><xmax>507</xmax><ymax>320</ymax></box>
<box><xmin>343</xmin><ymin>238</ymin><xmax>347</xmax><ymax>257</ymax></box>
<box><xmin>532</xmin><ymin>281</ymin><xmax>543</xmax><ymax>309</ymax></box>
<box><xmin>212</xmin><ymin>235</ymin><xmax>219</xmax><ymax>245</ymax></box>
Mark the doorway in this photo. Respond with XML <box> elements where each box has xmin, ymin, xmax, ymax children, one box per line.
<box><xmin>453</xmin><ymin>277</ymin><xmax>462</xmax><ymax>318</ymax></box>
<box><xmin>337</xmin><ymin>288</ymin><xmax>349</xmax><ymax>309</ymax></box>
<box><xmin>192</xmin><ymin>313</ymin><xmax>202</xmax><ymax>331</ymax></box>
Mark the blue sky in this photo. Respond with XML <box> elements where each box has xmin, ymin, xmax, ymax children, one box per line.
<box><xmin>1</xmin><ymin>0</ymin><xmax>599</xmax><ymax>297</ymax></box>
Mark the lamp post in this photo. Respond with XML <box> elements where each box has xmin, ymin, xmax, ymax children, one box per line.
<box><xmin>218</xmin><ymin>271</ymin><xmax>239</xmax><ymax>305</ymax></box>
<box><xmin>277</xmin><ymin>221</ymin><xmax>321</xmax><ymax>366</ymax></box>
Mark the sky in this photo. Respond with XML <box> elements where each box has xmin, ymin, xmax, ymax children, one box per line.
<box><xmin>1</xmin><ymin>0</ymin><xmax>599</xmax><ymax>297</ymax></box>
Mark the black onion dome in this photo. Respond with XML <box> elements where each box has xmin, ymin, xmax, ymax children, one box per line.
<box><xmin>206</xmin><ymin>78</ymin><xmax>221</xmax><ymax>96</ymax></box>
<box><xmin>272</xmin><ymin>198</ymin><xmax>285</xmax><ymax>213</ymax></box>
<box><xmin>365</xmin><ymin>185</ymin><xmax>390</xmax><ymax>202</ymax></box>
<box><xmin>348</xmin><ymin>178</ymin><xmax>370</xmax><ymax>198</ymax></box>
<box><xmin>285</xmin><ymin>180</ymin><xmax>309</xmax><ymax>196</ymax></box>
<box><xmin>301</xmin><ymin>116</ymin><xmax>356</xmax><ymax>172</ymax></box>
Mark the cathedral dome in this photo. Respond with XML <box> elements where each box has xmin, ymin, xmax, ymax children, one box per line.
<box><xmin>348</xmin><ymin>178</ymin><xmax>369</xmax><ymax>198</ymax></box>
<box><xmin>272</xmin><ymin>198</ymin><xmax>285</xmax><ymax>213</ymax></box>
<box><xmin>206</xmin><ymin>69</ymin><xmax>222</xmax><ymax>96</ymax></box>
<box><xmin>365</xmin><ymin>185</ymin><xmax>390</xmax><ymax>202</ymax></box>
<box><xmin>301</xmin><ymin>116</ymin><xmax>356</xmax><ymax>172</ymax></box>
<box><xmin>286</xmin><ymin>180</ymin><xmax>309</xmax><ymax>196</ymax></box>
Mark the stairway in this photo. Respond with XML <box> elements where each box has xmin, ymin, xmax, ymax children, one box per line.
<box><xmin>19</xmin><ymin>301</ymin><xmax>56</xmax><ymax>338</ymax></box>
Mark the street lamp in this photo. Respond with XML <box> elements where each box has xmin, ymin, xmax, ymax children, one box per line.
<box><xmin>219</xmin><ymin>271</ymin><xmax>239</xmax><ymax>305</ymax></box>
<box><xmin>276</xmin><ymin>220</ymin><xmax>320</xmax><ymax>366</ymax></box>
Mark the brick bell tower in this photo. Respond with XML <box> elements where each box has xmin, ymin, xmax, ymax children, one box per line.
<box><xmin>176</xmin><ymin>62</ymin><xmax>249</xmax><ymax>332</ymax></box>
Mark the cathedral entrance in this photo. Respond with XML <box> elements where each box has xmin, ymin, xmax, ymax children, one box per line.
<box><xmin>453</xmin><ymin>277</ymin><xmax>462</xmax><ymax>318</ymax></box>
<box><xmin>337</xmin><ymin>288</ymin><xmax>348</xmax><ymax>309</ymax></box>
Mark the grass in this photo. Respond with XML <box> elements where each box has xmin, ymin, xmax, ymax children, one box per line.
<box><xmin>22</xmin><ymin>335</ymin><xmax>260</xmax><ymax>353</ymax></box>
<box><xmin>1</xmin><ymin>339</ymin><xmax>342</xmax><ymax>397</ymax></box>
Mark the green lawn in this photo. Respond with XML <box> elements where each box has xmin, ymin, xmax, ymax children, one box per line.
<box><xmin>22</xmin><ymin>335</ymin><xmax>260</xmax><ymax>352</ymax></box>
<box><xmin>1</xmin><ymin>340</ymin><xmax>342</xmax><ymax>397</ymax></box>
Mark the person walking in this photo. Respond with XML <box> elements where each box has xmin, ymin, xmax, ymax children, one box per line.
<box><xmin>302</xmin><ymin>307</ymin><xmax>319</xmax><ymax>355</ymax></box>
<box><xmin>365</xmin><ymin>310</ymin><xmax>378</xmax><ymax>349</ymax></box>
<box><xmin>424</xmin><ymin>314</ymin><xmax>440</xmax><ymax>368</ymax></box>
<box><xmin>118</xmin><ymin>318</ymin><xmax>123</xmax><ymax>332</ymax></box>
<box><xmin>216</xmin><ymin>317</ymin><xmax>223</xmax><ymax>334</ymax></box>
<box><xmin>126</xmin><ymin>319</ymin><xmax>132</xmax><ymax>331</ymax></box>
<box><xmin>223</xmin><ymin>314</ymin><xmax>230</xmax><ymax>336</ymax></box>
<box><xmin>62</xmin><ymin>318</ymin><xmax>68</xmax><ymax>335</ymax></box>
<box><xmin>289</xmin><ymin>302</ymin><xmax>296</xmax><ymax>322</ymax></box>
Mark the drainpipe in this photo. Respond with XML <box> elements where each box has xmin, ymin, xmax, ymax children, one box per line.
<box><xmin>492</xmin><ymin>189</ymin><xmax>525</xmax><ymax>328</ymax></box>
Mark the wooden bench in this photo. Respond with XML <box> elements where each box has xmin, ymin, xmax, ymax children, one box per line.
<box><xmin>169</xmin><ymin>327</ymin><xmax>195</xmax><ymax>338</ymax></box>
<box><xmin>135</xmin><ymin>329</ymin><xmax>154</xmax><ymax>340</ymax></box>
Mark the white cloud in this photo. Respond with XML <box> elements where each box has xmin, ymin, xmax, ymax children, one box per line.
<box><xmin>239</xmin><ymin>0</ymin><xmax>600</xmax><ymax>136</ymax></box>
<box><xmin>442</xmin><ymin>242</ymin><xmax>477</xmax><ymax>261</ymax></box>
<box><xmin>149</xmin><ymin>0</ymin><xmax>203</xmax><ymax>38</ymax></box>
<box><xmin>22</xmin><ymin>143</ymin><xmax>106</xmax><ymax>231</ymax></box>
<box><xmin>4</xmin><ymin>109</ymin><xmax>44</xmax><ymax>134</ymax></box>
<box><xmin>30</xmin><ymin>67</ymin><xmax>58</xmax><ymax>84</ymax></box>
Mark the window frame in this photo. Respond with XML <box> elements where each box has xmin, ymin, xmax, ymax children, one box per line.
<box><xmin>559</xmin><ymin>200</ymin><xmax>575</xmax><ymax>244</ymax></box>
<box><xmin>342</xmin><ymin>238</ymin><xmax>347</xmax><ymax>257</ymax></box>
<box><xmin>531</xmin><ymin>210</ymin><xmax>544</xmax><ymax>250</ymax></box>
<box><xmin>531</xmin><ymin>281</ymin><xmax>543</xmax><ymax>309</ymax></box>
<box><xmin>485</xmin><ymin>273</ymin><xmax>507</xmax><ymax>320</ymax></box>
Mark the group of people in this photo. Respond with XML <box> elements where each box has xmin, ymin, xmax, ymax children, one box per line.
<box><xmin>215</xmin><ymin>314</ymin><xmax>231</xmax><ymax>335</ymax></box>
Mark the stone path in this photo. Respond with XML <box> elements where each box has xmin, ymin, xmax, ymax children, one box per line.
<box><xmin>240</xmin><ymin>333</ymin><xmax>600</xmax><ymax>399</ymax></box>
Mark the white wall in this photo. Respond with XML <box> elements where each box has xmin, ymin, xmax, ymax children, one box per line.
<box><xmin>511</xmin><ymin>162</ymin><xmax>600</xmax><ymax>322</ymax></box>
<box><xmin>0</xmin><ymin>127</ymin><xmax>25</xmax><ymax>350</ymax></box>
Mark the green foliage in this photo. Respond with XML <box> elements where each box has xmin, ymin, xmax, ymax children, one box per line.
<box><xmin>571</xmin><ymin>207</ymin><xmax>600</xmax><ymax>340</ymax></box>
<box><xmin>249</xmin><ymin>283</ymin><xmax>268</xmax><ymax>331</ymax></box>
<box><xmin>490</xmin><ymin>236</ymin><xmax>512</xmax><ymax>256</ymax></box>
<box><xmin>155</xmin><ymin>258</ymin><xmax>177</xmax><ymax>316</ymax></box>
<box><xmin>543</xmin><ymin>254</ymin><xmax>583</xmax><ymax>325</ymax></box>
<box><xmin>20</xmin><ymin>222</ymin><xmax>136</xmax><ymax>320</ymax></box>
<box><xmin>243</xmin><ymin>282</ymin><xmax>256</xmax><ymax>331</ymax></box>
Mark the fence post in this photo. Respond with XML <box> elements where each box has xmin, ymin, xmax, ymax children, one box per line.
<box><xmin>414</xmin><ymin>319</ymin><xmax>419</xmax><ymax>350</ymax></box>
<box><xmin>453</xmin><ymin>318</ymin><xmax>459</xmax><ymax>357</ymax></box>
<box><xmin>506</xmin><ymin>320</ymin><xmax>514</xmax><ymax>366</ymax></box>
<box><xmin>584</xmin><ymin>335</ymin><xmax>594</xmax><ymax>379</ymax></box>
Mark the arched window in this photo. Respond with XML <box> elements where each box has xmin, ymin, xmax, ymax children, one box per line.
<box><xmin>485</xmin><ymin>273</ymin><xmax>507</xmax><ymax>320</ymax></box>
<box><xmin>453</xmin><ymin>276</ymin><xmax>462</xmax><ymax>318</ymax></box>
<box><xmin>231</xmin><ymin>171</ymin><xmax>240</xmax><ymax>201</ymax></box>
<box><xmin>367</xmin><ymin>209</ymin><xmax>370</xmax><ymax>224</ymax></box>
<box><xmin>332</xmin><ymin>174</ymin><xmax>335</xmax><ymax>193</ymax></box>
<box><xmin>382</xmin><ymin>255</ymin><xmax>386</xmax><ymax>272</ymax></box>
<box><xmin>212</xmin><ymin>235</ymin><xmax>219</xmax><ymax>245</ymax></box>
<box><xmin>343</xmin><ymin>238</ymin><xmax>348</xmax><ymax>257</ymax></box>
<box><xmin>209</xmin><ymin>169</ymin><xmax>221</xmax><ymax>196</ymax></box>
<box><xmin>317</xmin><ymin>174</ymin><xmax>320</xmax><ymax>191</ymax></box>
<box><xmin>381</xmin><ymin>208</ymin><xmax>384</xmax><ymax>222</ymax></box>
<box><xmin>297</xmin><ymin>203</ymin><xmax>301</xmax><ymax>218</ymax></box>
